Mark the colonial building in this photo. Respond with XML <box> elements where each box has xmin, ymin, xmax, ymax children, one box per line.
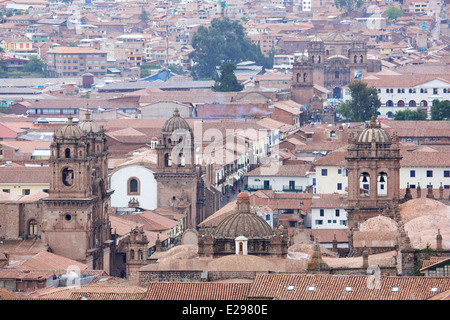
<box><xmin>154</xmin><ymin>108</ymin><xmax>206</xmax><ymax>229</ymax></box>
<box><xmin>345</xmin><ymin>116</ymin><xmax>402</xmax><ymax>231</ymax></box>
<box><xmin>41</xmin><ymin>112</ymin><xmax>114</xmax><ymax>270</ymax></box>
<box><xmin>197</xmin><ymin>192</ymin><xmax>289</xmax><ymax>258</ymax></box>
<box><xmin>291</xmin><ymin>32</ymin><xmax>369</xmax><ymax>101</ymax></box>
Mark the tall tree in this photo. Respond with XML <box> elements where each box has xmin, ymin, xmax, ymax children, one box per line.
<box><xmin>189</xmin><ymin>17</ymin><xmax>272</xmax><ymax>79</ymax></box>
<box><xmin>393</xmin><ymin>109</ymin><xmax>427</xmax><ymax>120</ymax></box>
<box><xmin>431</xmin><ymin>99</ymin><xmax>450</xmax><ymax>120</ymax></box>
<box><xmin>211</xmin><ymin>62</ymin><xmax>244</xmax><ymax>92</ymax></box>
<box><xmin>385</xmin><ymin>6</ymin><xmax>403</xmax><ymax>21</ymax></box>
<box><xmin>335</xmin><ymin>0</ymin><xmax>364</xmax><ymax>14</ymax></box>
<box><xmin>338</xmin><ymin>81</ymin><xmax>381</xmax><ymax>122</ymax></box>
<box><xmin>23</xmin><ymin>56</ymin><xmax>44</xmax><ymax>73</ymax></box>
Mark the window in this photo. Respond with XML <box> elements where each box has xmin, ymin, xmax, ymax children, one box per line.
<box><xmin>427</xmin><ymin>170</ymin><xmax>433</xmax><ymax>177</ymax></box>
<box><xmin>410</xmin><ymin>170</ymin><xmax>415</xmax><ymax>177</ymax></box>
<box><xmin>320</xmin><ymin>209</ymin><xmax>324</xmax><ymax>217</ymax></box>
<box><xmin>337</xmin><ymin>183</ymin><xmax>342</xmax><ymax>190</ymax></box>
<box><xmin>2</xmin><ymin>189</ymin><xmax>10</xmax><ymax>193</ymax></box>
<box><xmin>335</xmin><ymin>209</ymin><xmax>340</xmax><ymax>217</ymax></box>
<box><xmin>128</xmin><ymin>177</ymin><xmax>140</xmax><ymax>195</ymax></box>
<box><xmin>29</xmin><ymin>219</ymin><xmax>38</xmax><ymax>236</ymax></box>
<box><xmin>338</xmin><ymin>169</ymin><xmax>342</xmax><ymax>174</ymax></box>
<box><xmin>22</xmin><ymin>189</ymin><xmax>30</xmax><ymax>195</ymax></box>
<box><xmin>315</xmin><ymin>220</ymin><xmax>323</xmax><ymax>225</ymax></box>
<box><xmin>444</xmin><ymin>170</ymin><xmax>450</xmax><ymax>178</ymax></box>
<box><xmin>322</xmin><ymin>169</ymin><xmax>328</xmax><ymax>176</ymax></box>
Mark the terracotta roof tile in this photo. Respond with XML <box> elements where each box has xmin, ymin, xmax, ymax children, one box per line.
<box><xmin>145</xmin><ymin>282</ymin><xmax>251</xmax><ymax>300</ymax></box>
<box><xmin>248</xmin><ymin>274</ymin><xmax>450</xmax><ymax>300</ymax></box>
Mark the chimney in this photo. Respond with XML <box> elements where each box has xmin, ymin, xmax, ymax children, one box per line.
<box><xmin>439</xmin><ymin>183</ymin><xmax>444</xmax><ymax>200</ymax></box>
<box><xmin>416</xmin><ymin>183</ymin><xmax>421</xmax><ymax>198</ymax></box>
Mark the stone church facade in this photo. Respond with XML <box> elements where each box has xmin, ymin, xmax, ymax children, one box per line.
<box><xmin>291</xmin><ymin>31</ymin><xmax>369</xmax><ymax>103</ymax></box>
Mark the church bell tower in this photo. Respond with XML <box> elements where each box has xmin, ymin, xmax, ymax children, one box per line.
<box><xmin>42</xmin><ymin>113</ymin><xmax>114</xmax><ymax>270</ymax></box>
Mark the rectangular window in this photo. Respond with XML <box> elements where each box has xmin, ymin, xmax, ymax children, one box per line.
<box><xmin>22</xmin><ymin>189</ymin><xmax>30</xmax><ymax>195</ymax></box>
<box><xmin>444</xmin><ymin>171</ymin><xmax>450</xmax><ymax>178</ymax></box>
<box><xmin>2</xmin><ymin>189</ymin><xmax>10</xmax><ymax>193</ymax></box>
<box><xmin>315</xmin><ymin>220</ymin><xmax>323</xmax><ymax>225</ymax></box>
<box><xmin>427</xmin><ymin>170</ymin><xmax>433</xmax><ymax>177</ymax></box>
<box><xmin>337</xmin><ymin>183</ymin><xmax>342</xmax><ymax>190</ymax></box>
<box><xmin>335</xmin><ymin>209</ymin><xmax>340</xmax><ymax>217</ymax></box>
<box><xmin>410</xmin><ymin>170</ymin><xmax>415</xmax><ymax>177</ymax></box>
<box><xmin>338</xmin><ymin>169</ymin><xmax>342</xmax><ymax>174</ymax></box>
<box><xmin>320</xmin><ymin>209</ymin><xmax>324</xmax><ymax>217</ymax></box>
<box><xmin>321</xmin><ymin>169</ymin><xmax>327</xmax><ymax>176</ymax></box>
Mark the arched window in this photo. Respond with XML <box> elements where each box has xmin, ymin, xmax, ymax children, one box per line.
<box><xmin>397</xmin><ymin>100</ymin><xmax>405</xmax><ymax>107</ymax></box>
<box><xmin>164</xmin><ymin>153</ymin><xmax>172</xmax><ymax>167</ymax></box>
<box><xmin>326</xmin><ymin>49</ymin><xmax>329</xmax><ymax>55</ymax></box>
<box><xmin>360</xmin><ymin>172</ymin><xmax>370</xmax><ymax>197</ymax></box>
<box><xmin>377</xmin><ymin>172</ymin><xmax>388</xmax><ymax>197</ymax></box>
<box><xmin>420</xmin><ymin>100</ymin><xmax>428</xmax><ymax>107</ymax></box>
<box><xmin>62</xmin><ymin>167</ymin><xmax>74</xmax><ymax>186</ymax></box>
<box><xmin>317</xmin><ymin>56</ymin><xmax>321</xmax><ymax>64</ymax></box>
<box><xmin>130</xmin><ymin>250</ymin><xmax>135</xmax><ymax>260</ymax></box>
<box><xmin>139</xmin><ymin>250</ymin><xmax>143</xmax><ymax>260</ymax></box>
<box><xmin>311</xmin><ymin>56</ymin><xmax>315</xmax><ymax>64</ymax></box>
<box><xmin>354</xmin><ymin>55</ymin><xmax>357</xmax><ymax>63</ymax></box>
<box><xmin>65</xmin><ymin>148</ymin><xmax>71</xmax><ymax>159</ymax></box>
<box><xmin>28</xmin><ymin>219</ymin><xmax>38</xmax><ymax>236</ymax></box>
<box><xmin>303</xmin><ymin>73</ymin><xmax>307</xmax><ymax>82</ymax></box>
<box><xmin>335</xmin><ymin>71</ymin><xmax>339</xmax><ymax>79</ymax></box>
<box><xmin>128</xmin><ymin>177</ymin><xmax>140</xmax><ymax>195</ymax></box>
<box><xmin>409</xmin><ymin>100</ymin><xmax>416</xmax><ymax>107</ymax></box>
<box><xmin>296</xmin><ymin>73</ymin><xmax>301</xmax><ymax>83</ymax></box>
<box><xmin>360</xmin><ymin>55</ymin><xmax>363</xmax><ymax>63</ymax></box>
<box><xmin>386</xmin><ymin>100</ymin><xmax>393</xmax><ymax>107</ymax></box>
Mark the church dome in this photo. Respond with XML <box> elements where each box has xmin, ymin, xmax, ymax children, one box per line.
<box><xmin>214</xmin><ymin>192</ymin><xmax>273</xmax><ymax>239</ymax></box>
<box><xmin>78</xmin><ymin>112</ymin><xmax>100</xmax><ymax>134</ymax></box>
<box><xmin>161</xmin><ymin>108</ymin><xmax>191</xmax><ymax>133</ymax></box>
<box><xmin>356</xmin><ymin>116</ymin><xmax>391</xmax><ymax>144</ymax></box>
<box><xmin>55</xmin><ymin>116</ymin><xmax>84</xmax><ymax>139</ymax></box>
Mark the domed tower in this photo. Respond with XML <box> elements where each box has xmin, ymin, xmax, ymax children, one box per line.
<box><xmin>198</xmin><ymin>192</ymin><xmax>288</xmax><ymax>258</ymax></box>
<box><xmin>42</xmin><ymin>114</ymin><xmax>114</xmax><ymax>271</ymax></box>
<box><xmin>345</xmin><ymin>116</ymin><xmax>402</xmax><ymax>231</ymax></box>
<box><xmin>154</xmin><ymin>108</ymin><xmax>203</xmax><ymax>229</ymax></box>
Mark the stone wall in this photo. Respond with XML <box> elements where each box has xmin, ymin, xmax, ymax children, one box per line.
<box><xmin>139</xmin><ymin>270</ymin><xmax>203</xmax><ymax>287</ymax></box>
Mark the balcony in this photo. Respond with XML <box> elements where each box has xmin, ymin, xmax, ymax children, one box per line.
<box><xmin>247</xmin><ymin>185</ymin><xmax>272</xmax><ymax>191</ymax></box>
<box><xmin>282</xmin><ymin>186</ymin><xmax>303</xmax><ymax>192</ymax></box>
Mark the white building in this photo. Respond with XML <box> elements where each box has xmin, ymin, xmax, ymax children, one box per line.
<box><xmin>312</xmin><ymin>144</ymin><xmax>450</xmax><ymax>195</ymax></box>
<box><xmin>306</xmin><ymin>194</ymin><xmax>348</xmax><ymax>229</ymax></box>
<box><xmin>246</xmin><ymin>160</ymin><xmax>315</xmax><ymax>193</ymax></box>
<box><xmin>312</xmin><ymin>147</ymin><xmax>348</xmax><ymax>194</ymax></box>
<box><xmin>110</xmin><ymin>151</ymin><xmax>158</xmax><ymax>210</ymax></box>
<box><xmin>342</xmin><ymin>73</ymin><xmax>450</xmax><ymax>119</ymax></box>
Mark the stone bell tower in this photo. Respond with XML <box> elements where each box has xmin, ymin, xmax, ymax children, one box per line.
<box><xmin>42</xmin><ymin>113</ymin><xmax>114</xmax><ymax>271</ymax></box>
<box><xmin>345</xmin><ymin>116</ymin><xmax>402</xmax><ymax>231</ymax></box>
<box><xmin>291</xmin><ymin>52</ymin><xmax>314</xmax><ymax>106</ymax></box>
<box><xmin>154</xmin><ymin>108</ymin><xmax>204</xmax><ymax>229</ymax></box>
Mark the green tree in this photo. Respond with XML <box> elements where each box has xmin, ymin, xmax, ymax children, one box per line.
<box><xmin>335</xmin><ymin>0</ymin><xmax>364</xmax><ymax>13</ymax></box>
<box><xmin>212</xmin><ymin>62</ymin><xmax>244</xmax><ymax>92</ymax></box>
<box><xmin>23</xmin><ymin>56</ymin><xmax>44</xmax><ymax>73</ymax></box>
<box><xmin>168</xmin><ymin>64</ymin><xmax>184</xmax><ymax>75</ymax></box>
<box><xmin>189</xmin><ymin>17</ymin><xmax>272</xmax><ymax>79</ymax></box>
<box><xmin>139</xmin><ymin>9</ymin><xmax>149</xmax><ymax>22</ymax></box>
<box><xmin>393</xmin><ymin>109</ymin><xmax>427</xmax><ymax>120</ymax></box>
<box><xmin>338</xmin><ymin>81</ymin><xmax>381</xmax><ymax>122</ymax></box>
<box><xmin>385</xmin><ymin>6</ymin><xmax>403</xmax><ymax>21</ymax></box>
<box><xmin>431</xmin><ymin>99</ymin><xmax>450</xmax><ymax>120</ymax></box>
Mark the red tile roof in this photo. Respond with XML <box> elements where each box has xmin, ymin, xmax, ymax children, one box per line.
<box><xmin>248</xmin><ymin>274</ymin><xmax>450</xmax><ymax>300</ymax></box>
<box><xmin>145</xmin><ymin>282</ymin><xmax>251</xmax><ymax>300</ymax></box>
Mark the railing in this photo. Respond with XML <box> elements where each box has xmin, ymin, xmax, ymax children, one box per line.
<box><xmin>247</xmin><ymin>185</ymin><xmax>272</xmax><ymax>191</ymax></box>
<box><xmin>282</xmin><ymin>186</ymin><xmax>303</xmax><ymax>192</ymax></box>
